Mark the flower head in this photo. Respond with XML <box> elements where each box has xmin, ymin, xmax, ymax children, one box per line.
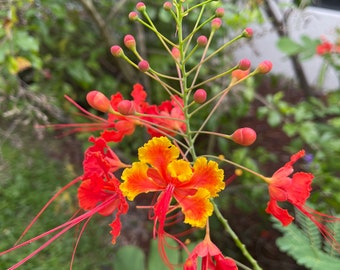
<box><xmin>120</xmin><ymin>137</ymin><xmax>225</xmax><ymax>235</ymax></box>
<box><xmin>265</xmin><ymin>150</ymin><xmax>313</xmax><ymax>226</ymax></box>
<box><xmin>184</xmin><ymin>235</ymin><xmax>238</xmax><ymax>270</ymax></box>
<box><xmin>79</xmin><ymin>136</ymin><xmax>129</xmax><ymax>243</ymax></box>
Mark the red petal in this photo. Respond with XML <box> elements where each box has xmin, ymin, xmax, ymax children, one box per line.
<box><xmin>265</xmin><ymin>199</ymin><xmax>294</xmax><ymax>226</ymax></box>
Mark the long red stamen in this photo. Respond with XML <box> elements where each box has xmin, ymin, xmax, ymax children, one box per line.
<box><xmin>15</xmin><ymin>177</ymin><xmax>82</xmax><ymax>245</ymax></box>
<box><xmin>1</xmin><ymin>195</ymin><xmax>119</xmax><ymax>268</ymax></box>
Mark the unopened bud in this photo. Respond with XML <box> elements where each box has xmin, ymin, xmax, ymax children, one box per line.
<box><xmin>215</xmin><ymin>7</ymin><xmax>224</xmax><ymax>17</ymax></box>
<box><xmin>129</xmin><ymin>11</ymin><xmax>138</xmax><ymax>21</ymax></box>
<box><xmin>136</xmin><ymin>2</ymin><xmax>146</xmax><ymax>11</ymax></box>
<box><xmin>171</xmin><ymin>47</ymin><xmax>180</xmax><ymax>61</ymax></box>
<box><xmin>86</xmin><ymin>91</ymin><xmax>112</xmax><ymax>113</ymax></box>
<box><xmin>243</xmin><ymin>28</ymin><xmax>253</xmax><ymax>38</ymax></box>
<box><xmin>163</xmin><ymin>1</ymin><xmax>172</xmax><ymax>11</ymax></box>
<box><xmin>238</xmin><ymin>58</ymin><xmax>251</xmax><ymax>70</ymax></box>
<box><xmin>211</xmin><ymin>18</ymin><xmax>222</xmax><ymax>30</ymax></box>
<box><xmin>197</xmin><ymin>35</ymin><xmax>208</xmax><ymax>47</ymax></box>
<box><xmin>256</xmin><ymin>60</ymin><xmax>272</xmax><ymax>74</ymax></box>
<box><xmin>231</xmin><ymin>69</ymin><xmax>249</xmax><ymax>81</ymax></box>
<box><xmin>193</xmin><ymin>89</ymin><xmax>207</xmax><ymax>104</ymax></box>
<box><xmin>231</xmin><ymin>127</ymin><xmax>257</xmax><ymax>146</ymax></box>
<box><xmin>138</xmin><ymin>60</ymin><xmax>150</xmax><ymax>72</ymax></box>
<box><xmin>111</xmin><ymin>45</ymin><xmax>124</xmax><ymax>57</ymax></box>
<box><xmin>124</xmin><ymin>34</ymin><xmax>136</xmax><ymax>50</ymax></box>
<box><xmin>117</xmin><ymin>100</ymin><xmax>135</xmax><ymax>115</ymax></box>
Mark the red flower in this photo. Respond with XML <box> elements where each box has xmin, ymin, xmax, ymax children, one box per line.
<box><xmin>79</xmin><ymin>136</ymin><xmax>129</xmax><ymax>243</ymax></box>
<box><xmin>48</xmin><ymin>83</ymin><xmax>186</xmax><ymax>142</ymax></box>
<box><xmin>265</xmin><ymin>150</ymin><xmax>340</xmax><ymax>249</ymax></box>
<box><xmin>316</xmin><ymin>39</ymin><xmax>333</xmax><ymax>55</ymax></box>
<box><xmin>184</xmin><ymin>234</ymin><xmax>238</xmax><ymax>270</ymax></box>
<box><xmin>144</xmin><ymin>95</ymin><xmax>186</xmax><ymax>137</ymax></box>
<box><xmin>265</xmin><ymin>150</ymin><xmax>313</xmax><ymax>226</ymax></box>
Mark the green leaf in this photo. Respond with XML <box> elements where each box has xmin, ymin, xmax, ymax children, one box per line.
<box><xmin>148</xmin><ymin>238</ymin><xmax>181</xmax><ymax>270</ymax></box>
<box><xmin>277</xmin><ymin>37</ymin><xmax>302</xmax><ymax>55</ymax></box>
<box><xmin>113</xmin><ymin>245</ymin><xmax>145</xmax><ymax>270</ymax></box>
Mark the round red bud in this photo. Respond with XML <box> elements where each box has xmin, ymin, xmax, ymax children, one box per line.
<box><xmin>171</xmin><ymin>47</ymin><xmax>180</xmax><ymax>61</ymax></box>
<box><xmin>197</xmin><ymin>35</ymin><xmax>208</xmax><ymax>47</ymax></box>
<box><xmin>124</xmin><ymin>34</ymin><xmax>136</xmax><ymax>50</ymax></box>
<box><xmin>211</xmin><ymin>18</ymin><xmax>222</xmax><ymax>30</ymax></box>
<box><xmin>86</xmin><ymin>91</ymin><xmax>112</xmax><ymax>113</ymax></box>
<box><xmin>257</xmin><ymin>60</ymin><xmax>273</xmax><ymax>74</ymax></box>
<box><xmin>128</xmin><ymin>11</ymin><xmax>138</xmax><ymax>21</ymax></box>
<box><xmin>193</xmin><ymin>89</ymin><xmax>207</xmax><ymax>104</ymax></box>
<box><xmin>138</xmin><ymin>60</ymin><xmax>150</xmax><ymax>72</ymax></box>
<box><xmin>243</xmin><ymin>28</ymin><xmax>253</xmax><ymax>38</ymax></box>
<box><xmin>238</xmin><ymin>58</ymin><xmax>251</xmax><ymax>70</ymax></box>
<box><xmin>231</xmin><ymin>127</ymin><xmax>257</xmax><ymax>146</ymax></box>
<box><xmin>110</xmin><ymin>45</ymin><xmax>123</xmax><ymax>57</ymax></box>
<box><xmin>136</xmin><ymin>2</ymin><xmax>146</xmax><ymax>11</ymax></box>
<box><xmin>163</xmin><ymin>1</ymin><xmax>172</xmax><ymax>11</ymax></box>
<box><xmin>215</xmin><ymin>7</ymin><xmax>225</xmax><ymax>17</ymax></box>
<box><xmin>117</xmin><ymin>100</ymin><xmax>135</xmax><ymax>115</ymax></box>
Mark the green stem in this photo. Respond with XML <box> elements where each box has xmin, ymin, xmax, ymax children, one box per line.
<box><xmin>212</xmin><ymin>200</ymin><xmax>263</xmax><ymax>270</ymax></box>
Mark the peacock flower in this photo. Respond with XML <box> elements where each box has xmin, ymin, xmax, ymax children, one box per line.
<box><xmin>120</xmin><ymin>136</ymin><xmax>225</xmax><ymax>236</ymax></box>
<box><xmin>143</xmin><ymin>95</ymin><xmax>186</xmax><ymax>137</ymax></box>
<box><xmin>79</xmin><ymin>136</ymin><xmax>129</xmax><ymax>243</ymax></box>
<box><xmin>264</xmin><ymin>150</ymin><xmax>340</xmax><ymax>248</ymax></box>
<box><xmin>47</xmin><ymin>83</ymin><xmax>186</xmax><ymax>142</ymax></box>
<box><xmin>184</xmin><ymin>234</ymin><xmax>238</xmax><ymax>270</ymax></box>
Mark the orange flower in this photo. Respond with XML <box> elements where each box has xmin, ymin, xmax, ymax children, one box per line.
<box><xmin>120</xmin><ymin>137</ymin><xmax>225</xmax><ymax>235</ymax></box>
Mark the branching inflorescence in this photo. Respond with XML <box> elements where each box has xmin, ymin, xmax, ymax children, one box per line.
<box><xmin>1</xmin><ymin>1</ymin><xmax>340</xmax><ymax>270</ymax></box>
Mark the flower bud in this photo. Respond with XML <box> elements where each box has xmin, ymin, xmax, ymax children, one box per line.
<box><xmin>243</xmin><ymin>28</ymin><xmax>253</xmax><ymax>38</ymax></box>
<box><xmin>215</xmin><ymin>7</ymin><xmax>224</xmax><ymax>17</ymax></box>
<box><xmin>231</xmin><ymin>127</ymin><xmax>257</xmax><ymax>146</ymax></box>
<box><xmin>110</xmin><ymin>45</ymin><xmax>124</xmax><ymax>57</ymax></box>
<box><xmin>231</xmin><ymin>69</ymin><xmax>249</xmax><ymax>81</ymax></box>
<box><xmin>117</xmin><ymin>100</ymin><xmax>135</xmax><ymax>115</ymax></box>
<box><xmin>124</xmin><ymin>34</ymin><xmax>136</xmax><ymax>50</ymax></box>
<box><xmin>197</xmin><ymin>35</ymin><xmax>208</xmax><ymax>47</ymax></box>
<box><xmin>86</xmin><ymin>91</ymin><xmax>112</xmax><ymax>113</ymax></box>
<box><xmin>171</xmin><ymin>47</ymin><xmax>180</xmax><ymax>61</ymax></box>
<box><xmin>211</xmin><ymin>18</ymin><xmax>222</xmax><ymax>30</ymax></box>
<box><xmin>238</xmin><ymin>58</ymin><xmax>251</xmax><ymax>70</ymax></box>
<box><xmin>128</xmin><ymin>11</ymin><xmax>138</xmax><ymax>21</ymax></box>
<box><xmin>193</xmin><ymin>89</ymin><xmax>207</xmax><ymax>104</ymax></box>
<box><xmin>163</xmin><ymin>1</ymin><xmax>172</xmax><ymax>11</ymax></box>
<box><xmin>138</xmin><ymin>60</ymin><xmax>150</xmax><ymax>72</ymax></box>
<box><xmin>136</xmin><ymin>2</ymin><xmax>146</xmax><ymax>11</ymax></box>
<box><xmin>256</xmin><ymin>60</ymin><xmax>272</xmax><ymax>74</ymax></box>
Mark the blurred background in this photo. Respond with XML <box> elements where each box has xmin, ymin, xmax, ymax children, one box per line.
<box><xmin>1</xmin><ymin>1</ymin><xmax>340</xmax><ymax>269</ymax></box>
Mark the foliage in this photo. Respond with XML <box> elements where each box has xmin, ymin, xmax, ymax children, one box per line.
<box><xmin>273</xmin><ymin>210</ymin><xmax>340</xmax><ymax>270</ymax></box>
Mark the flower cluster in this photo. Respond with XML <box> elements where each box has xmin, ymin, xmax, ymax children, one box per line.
<box><xmin>2</xmin><ymin>1</ymin><xmax>340</xmax><ymax>270</ymax></box>
<box><xmin>54</xmin><ymin>83</ymin><xmax>186</xmax><ymax>142</ymax></box>
<box><xmin>316</xmin><ymin>37</ymin><xmax>340</xmax><ymax>55</ymax></box>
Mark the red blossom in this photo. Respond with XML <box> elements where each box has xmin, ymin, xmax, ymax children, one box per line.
<box><xmin>144</xmin><ymin>95</ymin><xmax>186</xmax><ymax>137</ymax></box>
<box><xmin>265</xmin><ymin>150</ymin><xmax>340</xmax><ymax>250</ymax></box>
<box><xmin>184</xmin><ymin>235</ymin><xmax>238</xmax><ymax>270</ymax></box>
<box><xmin>49</xmin><ymin>83</ymin><xmax>186</xmax><ymax>142</ymax></box>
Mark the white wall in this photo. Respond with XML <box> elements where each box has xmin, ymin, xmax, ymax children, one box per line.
<box><xmin>234</xmin><ymin>4</ymin><xmax>340</xmax><ymax>91</ymax></box>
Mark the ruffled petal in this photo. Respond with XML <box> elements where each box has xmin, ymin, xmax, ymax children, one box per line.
<box><xmin>265</xmin><ymin>199</ymin><xmax>294</xmax><ymax>226</ymax></box>
<box><xmin>287</xmin><ymin>172</ymin><xmax>313</xmax><ymax>206</ymax></box>
<box><xmin>182</xmin><ymin>157</ymin><xmax>224</xmax><ymax>197</ymax></box>
<box><xmin>138</xmin><ymin>137</ymin><xmax>179</xmax><ymax>175</ymax></box>
<box><xmin>120</xmin><ymin>162</ymin><xmax>163</xmax><ymax>200</ymax></box>
<box><xmin>167</xmin><ymin>160</ymin><xmax>192</xmax><ymax>182</ymax></box>
<box><xmin>176</xmin><ymin>188</ymin><xmax>213</xmax><ymax>228</ymax></box>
